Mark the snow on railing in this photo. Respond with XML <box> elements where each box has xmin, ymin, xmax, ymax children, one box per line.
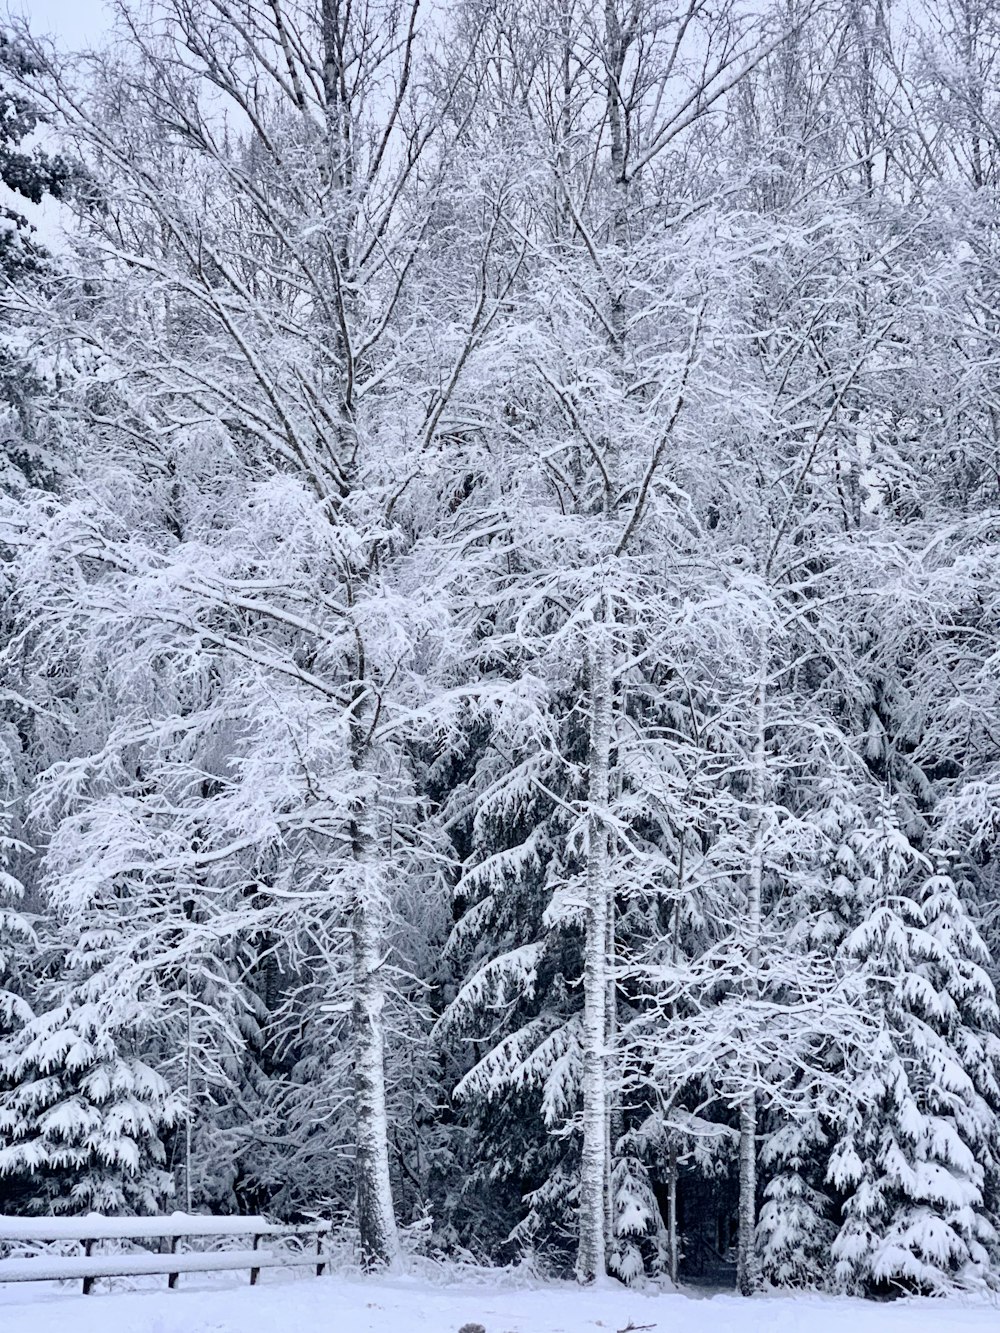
<box><xmin>0</xmin><ymin>1212</ymin><xmax>331</xmax><ymax>1294</ymax></box>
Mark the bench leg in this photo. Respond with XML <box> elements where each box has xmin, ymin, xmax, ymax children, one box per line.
<box><xmin>82</xmin><ymin>1239</ymin><xmax>94</xmax><ymax>1294</ymax></box>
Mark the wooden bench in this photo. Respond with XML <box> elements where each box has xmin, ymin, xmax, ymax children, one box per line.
<box><xmin>0</xmin><ymin>1213</ymin><xmax>331</xmax><ymax>1294</ymax></box>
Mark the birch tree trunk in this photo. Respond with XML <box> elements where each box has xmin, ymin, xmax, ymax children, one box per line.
<box><xmin>577</xmin><ymin>618</ymin><xmax>613</xmax><ymax>1283</ymax></box>
<box><xmin>320</xmin><ymin>0</ymin><xmax>401</xmax><ymax>1270</ymax></box>
<box><xmin>605</xmin><ymin>893</ymin><xmax>617</xmax><ymax>1265</ymax></box>
<box><xmin>350</xmin><ymin>799</ymin><xmax>401</xmax><ymax>1271</ymax></box>
<box><xmin>736</xmin><ymin>669</ymin><xmax>766</xmax><ymax>1296</ymax></box>
<box><xmin>736</xmin><ymin>1092</ymin><xmax>758</xmax><ymax>1295</ymax></box>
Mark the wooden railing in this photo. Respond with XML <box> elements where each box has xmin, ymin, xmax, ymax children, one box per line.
<box><xmin>0</xmin><ymin>1213</ymin><xmax>332</xmax><ymax>1294</ymax></box>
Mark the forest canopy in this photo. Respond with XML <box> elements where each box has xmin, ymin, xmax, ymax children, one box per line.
<box><xmin>1</xmin><ymin>0</ymin><xmax>1000</xmax><ymax>1301</ymax></box>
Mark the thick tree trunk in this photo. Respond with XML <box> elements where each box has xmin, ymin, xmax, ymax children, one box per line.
<box><xmin>351</xmin><ymin>849</ymin><xmax>400</xmax><ymax>1271</ymax></box>
<box><xmin>736</xmin><ymin>1092</ymin><xmax>758</xmax><ymax>1295</ymax></box>
<box><xmin>576</xmin><ymin>622</ymin><xmax>613</xmax><ymax>1284</ymax></box>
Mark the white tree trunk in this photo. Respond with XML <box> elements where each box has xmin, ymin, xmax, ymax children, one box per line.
<box><xmin>577</xmin><ymin>621</ymin><xmax>613</xmax><ymax>1284</ymax></box>
<box><xmin>605</xmin><ymin>895</ymin><xmax>617</xmax><ymax>1267</ymax></box>
<box><xmin>351</xmin><ymin>850</ymin><xmax>400</xmax><ymax>1271</ymax></box>
<box><xmin>736</xmin><ymin>1091</ymin><xmax>758</xmax><ymax>1295</ymax></box>
<box><xmin>185</xmin><ymin>956</ymin><xmax>194</xmax><ymax>1214</ymax></box>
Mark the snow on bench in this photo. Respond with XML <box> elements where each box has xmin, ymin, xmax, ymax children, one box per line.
<box><xmin>0</xmin><ymin>1213</ymin><xmax>331</xmax><ymax>1294</ymax></box>
<box><xmin>0</xmin><ymin>1213</ymin><xmax>319</xmax><ymax>1241</ymax></box>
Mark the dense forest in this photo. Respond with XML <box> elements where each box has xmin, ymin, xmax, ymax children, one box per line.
<box><xmin>1</xmin><ymin>0</ymin><xmax>1000</xmax><ymax>1301</ymax></box>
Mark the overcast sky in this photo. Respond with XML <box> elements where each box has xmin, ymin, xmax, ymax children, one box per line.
<box><xmin>14</xmin><ymin>0</ymin><xmax>111</xmax><ymax>46</ymax></box>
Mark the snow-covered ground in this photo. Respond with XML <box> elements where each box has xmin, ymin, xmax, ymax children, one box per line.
<box><xmin>0</xmin><ymin>1270</ymin><xmax>997</xmax><ymax>1333</ymax></box>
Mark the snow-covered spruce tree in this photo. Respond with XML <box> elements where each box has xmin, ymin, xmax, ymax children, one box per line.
<box><xmin>0</xmin><ymin>26</ymin><xmax>81</xmax><ymax>502</ymax></box>
<box><xmin>0</xmin><ymin>989</ymin><xmax>181</xmax><ymax>1214</ymax></box>
<box><xmin>753</xmin><ymin>778</ymin><xmax>871</xmax><ymax>1290</ymax></box>
<box><xmin>826</xmin><ymin>827</ymin><xmax>1000</xmax><ymax>1293</ymax></box>
<box><xmin>0</xmin><ymin>708</ymin><xmax>36</xmax><ymax>1215</ymax></box>
<box><xmin>752</xmin><ymin>486</ymin><xmax>1000</xmax><ymax>1295</ymax></box>
<box><xmin>753</xmin><ymin>467</ymin><xmax>1000</xmax><ymax>1294</ymax></box>
<box><xmin>0</xmin><ymin>24</ymin><xmax>83</xmax><ymax>1212</ymax></box>
<box><xmin>787</xmin><ymin>22</ymin><xmax>1000</xmax><ymax>1280</ymax></box>
<box><xmin>0</xmin><ymin>30</ymin><xmax>72</xmax><ymax>284</ymax></box>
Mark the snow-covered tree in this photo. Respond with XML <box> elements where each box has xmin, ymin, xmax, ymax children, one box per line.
<box><xmin>829</xmin><ymin>840</ymin><xmax>1000</xmax><ymax>1293</ymax></box>
<box><xmin>0</xmin><ymin>0</ymin><xmax>996</xmax><ymax>1299</ymax></box>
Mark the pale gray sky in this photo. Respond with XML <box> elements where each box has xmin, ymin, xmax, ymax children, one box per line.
<box><xmin>13</xmin><ymin>0</ymin><xmax>111</xmax><ymax>46</ymax></box>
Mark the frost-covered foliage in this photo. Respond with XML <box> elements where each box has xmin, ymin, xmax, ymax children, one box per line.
<box><xmin>829</xmin><ymin>853</ymin><xmax>1000</xmax><ymax>1294</ymax></box>
<box><xmin>0</xmin><ymin>28</ymin><xmax>74</xmax><ymax>496</ymax></box>
<box><xmin>0</xmin><ymin>31</ymin><xmax>71</xmax><ymax>283</ymax></box>
<box><xmin>0</xmin><ymin>0</ymin><xmax>998</xmax><ymax>1299</ymax></box>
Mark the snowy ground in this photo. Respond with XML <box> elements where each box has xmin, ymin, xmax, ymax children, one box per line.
<box><xmin>0</xmin><ymin>1270</ymin><xmax>997</xmax><ymax>1333</ymax></box>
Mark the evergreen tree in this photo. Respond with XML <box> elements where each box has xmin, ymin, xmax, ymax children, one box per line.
<box><xmin>829</xmin><ymin>843</ymin><xmax>1000</xmax><ymax>1293</ymax></box>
